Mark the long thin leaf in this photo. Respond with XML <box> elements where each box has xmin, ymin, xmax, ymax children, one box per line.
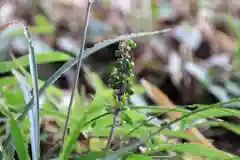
<box><xmin>5</xmin><ymin>109</ymin><xmax>28</xmax><ymax>160</ymax></box>
<box><xmin>12</xmin><ymin>69</ymin><xmax>38</xmax><ymax>160</ymax></box>
<box><xmin>100</xmin><ymin>99</ymin><xmax>239</xmax><ymax>160</ymax></box>
<box><xmin>5</xmin><ymin>21</ymin><xmax>41</xmax><ymax>159</ymax></box>
<box><xmin>199</xmin><ymin>120</ymin><xmax>240</xmax><ymax>136</ymax></box>
<box><xmin>22</xmin><ymin>23</ymin><xmax>40</xmax><ymax>160</ymax></box>
<box><xmin>157</xmin><ymin>143</ymin><xmax>236</xmax><ymax>159</ymax></box>
<box><xmin>60</xmin><ymin>91</ymin><xmax>107</xmax><ymax>160</ymax></box>
<box><xmin>0</xmin><ymin>76</ymin><xmax>17</xmax><ymax>86</ymax></box>
<box><xmin>15</xmin><ymin>28</ymin><xmax>171</xmax><ymax>126</ymax></box>
<box><xmin>6</xmin><ymin>139</ymin><xmax>14</xmax><ymax>160</ymax></box>
<box><xmin>0</xmin><ymin>51</ymin><xmax>70</xmax><ymax>73</ymax></box>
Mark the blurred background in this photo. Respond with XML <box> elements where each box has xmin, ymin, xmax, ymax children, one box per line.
<box><xmin>1</xmin><ymin>0</ymin><xmax>240</xmax><ymax>158</ymax></box>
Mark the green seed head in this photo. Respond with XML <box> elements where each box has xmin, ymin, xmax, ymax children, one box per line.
<box><xmin>127</xmin><ymin>39</ymin><xmax>137</xmax><ymax>48</ymax></box>
<box><xmin>108</xmin><ymin>40</ymin><xmax>136</xmax><ymax>109</ymax></box>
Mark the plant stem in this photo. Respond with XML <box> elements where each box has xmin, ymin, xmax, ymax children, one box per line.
<box><xmin>105</xmin><ymin>108</ymin><xmax>120</xmax><ymax>151</ymax></box>
<box><xmin>62</xmin><ymin>0</ymin><xmax>93</xmax><ymax>143</ymax></box>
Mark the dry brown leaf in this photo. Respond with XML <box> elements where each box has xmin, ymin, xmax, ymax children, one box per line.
<box><xmin>215</xmin><ymin>30</ymin><xmax>237</xmax><ymax>53</ymax></box>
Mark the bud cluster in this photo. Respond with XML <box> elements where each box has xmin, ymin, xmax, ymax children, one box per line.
<box><xmin>108</xmin><ymin>40</ymin><xmax>137</xmax><ymax>109</ymax></box>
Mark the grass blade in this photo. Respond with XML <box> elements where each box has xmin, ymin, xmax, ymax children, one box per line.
<box><xmin>22</xmin><ymin>23</ymin><xmax>40</xmax><ymax>160</ymax></box>
<box><xmin>2</xmin><ymin>26</ymin><xmax>171</xmax><ymax>148</ymax></box>
<box><xmin>17</xmin><ymin>28</ymin><xmax>171</xmax><ymax>123</ymax></box>
<box><xmin>100</xmin><ymin>100</ymin><xmax>238</xmax><ymax>160</ymax></box>
<box><xmin>12</xmin><ymin>69</ymin><xmax>39</xmax><ymax>160</ymax></box>
<box><xmin>3</xmin><ymin>107</ymin><xmax>29</xmax><ymax>160</ymax></box>
<box><xmin>6</xmin><ymin>139</ymin><xmax>14</xmax><ymax>160</ymax></box>
<box><xmin>62</xmin><ymin>0</ymin><xmax>93</xmax><ymax>143</ymax></box>
<box><xmin>157</xmin><ymin>143</ymin><xmax>236</xmax><ymax>159</ymax></box>
<box><xmin>4</xmin><ymin>21</ymin><xmax>40</xmax><ymax>159</ymax></box>
<box><xmin>0</xmin><ymin>51</ymin><xmax>70</xmax><ymax>74</ymax></box>
<box><xmin>60</xmin><ymin>91</ymin><xmax>106</xmax><ymax>160</ymax></box>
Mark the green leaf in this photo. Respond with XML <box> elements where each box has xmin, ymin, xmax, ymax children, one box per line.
<box><xmin>70</xmin><ymin>151</ymin><xmax>152</xmax><ymax>160</ymax></box>
<box><xmin>225</xmin><ymin>80</ymin><xmax>240</xmax><ymax>96</ymax></box>
<box><xmin>35</xmin><ymin>14</ymin><xmax>49</xmax><ymax>26</ymax></box>
<box><xmin>122</xmin><ymin>110</ymin><xmax>145</xmax><ymax>123</ymax></box>
<box><xmin>35</xmin><ymin>78</ymin><xmax>63</xmax><ymax>97</ymax></box>
<box><xmin>183</xmin><ymin>107</ymin><xmax>240</xmax><ymax>125</ymax></box>
<box><xmin>0</xmin><ymin>76</ymin><xmax>17</xmax><ymax>86</ymax></box>
<box><xmin>130</xmin><ymin>106</ymin><xmax>189</xmax><ymax>114</ymax></box>
<box><xmin>6</xmin><ymin>25</ymin><xmax>55</xmax><ymax>37</ymax></box>
<box><xmin>70</xmin><ymin>90</ymin><xmax>85</xmax><ymax>127</ymax></box>
<box><xmin>40</xmin><ymin>107</ymin><xmax>78</xmax><ymax>125</ymax></box>
<box><xmin>93</xmin><ymin>124</ymin><xmax>196</xmax><ymax>141</ymax></box>
<box><xmin>158</xmin><ymin>144</ymin><xmax>236</xmax><ymax>159</ymax></box>
<box><xmin>74</xmin><ymin>151</ymin><xmax>108</xmax><ymax>160</ymax></box>
<box><xmin>0</xmin><ymin>87</ymin><xmax>25</xmax><ymax>111</ymax></box>
<box><xmin>15</xmin><ymin>29</ymin><xmax>172</xmax><ymax>125</ymax></box>
<box><xmin>60</xmin><ymin>91</ymin><xmax>107</xmax><ymax>160</ymax></box>
<box><xmin>6</xmin><ymin>109</ymin><xmax>28</xmax><ymax>160</ymax></box>
<box><xmin>200</xmin><ymin>120</ymin><xmax>240</xmax><ymax>136</ymax></box>
<box><xmin>0</xmin><ymin>51</ymin><xmax>71</xmax><ymax>73</ymax></box>
<box><xmin>125</xmin><ymin>155</ymin><xmax>152</xmax><ymax>160</ymax></box>
<box><xmin>151</xmin><ymin>2</ymin><xmax>159</xmax><ymax>19</ymax></box>
<box><xmin>161</xmin><ymin>129</ymin><xmax>197</xmax><ymax>141</ymax></box>
<box><xmin>132</xmin><ymin>84</ymin><xmax>145</xmax><ymax>95</ymax></box>
<box><xmin>84</xmin><ymin>68</ymin><xmax>106</xmax><ymax>91</ymax></box>
<box><xmin>218</xmin><ymin>121</ymin><xmax>240</xmax><ymax>135</ymax></box>
<box><xmin>227</xmin><ymin>15</ymin><xmax>240</xmax><ymax>63</ymax></box>
<box><xmin>93</xmin><ymin>114</ymin><xmax>112</xmax><ymax>130</ymax></box>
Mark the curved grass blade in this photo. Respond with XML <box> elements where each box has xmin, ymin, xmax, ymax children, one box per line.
<box><xmin>16</xmin><ymin>28</ymin><xmax>172</xmax><ymax>124</ymax></box>
<box><xmin>1</xmin><ymin>21</ymin><xmax>41</xmax><ymax>159</ymax></box>
<box><xmin>100</xmin><ymin>100</ymin><xmax>239</xmax><ymax>160</ymax></box>
<box><xmin>60</xmin><ymin>91</ymin><xmax>108</xmax><ymax>160</ymax></box>
<box><xmin>157</xmin><ymin>143</ymin><xmax>236</xmax><ymax>159</ymax></box>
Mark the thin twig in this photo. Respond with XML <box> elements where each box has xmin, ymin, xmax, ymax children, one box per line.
<box><xmin>104</xmin><ymin>108</ymin><xmax>120</xmax><ymax>151</ymax></box>
<box><xmin>62</xmin><ymin>0</ymin><xmax>94</xmax><ymax>143</ymax></box>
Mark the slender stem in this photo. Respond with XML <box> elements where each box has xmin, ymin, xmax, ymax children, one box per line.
<box><xmin>62</xmin><ymin>0</ymin><xmax>93</xmax><ymax>143</ymax></box>
<box><xmin>105</xmin><ymin>108</ymin><xmax>120</xmax><ymax>151</ymax></box>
